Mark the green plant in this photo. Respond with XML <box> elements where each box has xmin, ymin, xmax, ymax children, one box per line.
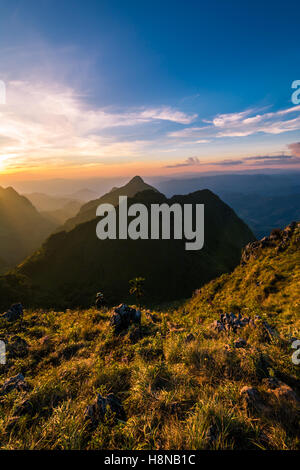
<box><xmin>129</xmin><ymin>277</ymin><xmax>146</xmax><ymax>306</ymax></box>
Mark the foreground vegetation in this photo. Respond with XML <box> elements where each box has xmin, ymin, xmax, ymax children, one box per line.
<box><xmin>0</xmin><ymin>224</ymin><xmax>299</xmax><ymax>450</ymax></box>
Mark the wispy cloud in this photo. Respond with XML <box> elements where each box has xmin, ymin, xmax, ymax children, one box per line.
<box><xmin>165</xmin><ymin>157</ymin><xmax>200</xmax><ymax>168</ymax></box>
<box><xmin>169</xmin><ymin>105</ymin><xmax>300</xmax><ymax>140</ymax></box>
<box><xmin>165</xmin><ymin>157</ymin><xmax>244</xmax><ymax>168</ymax></box>
<box><xmin>244</xmin><ymin>154</ymin><xmax>300</xmax><ymax>165</ymax></box>
<box><xmin>0</xmin><ymin>80</ymin><xmax>197</xmax><ymax>171</ymax></box>
<box><xmin>164</xmin><ymin>152</ymin><xmax>300</xmax><ymax>169</ymax></box>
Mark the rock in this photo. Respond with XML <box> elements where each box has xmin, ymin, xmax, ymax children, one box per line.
<box><xmin>240</xmin><ymin>386</ymin><xmax>265</xmax><ymax>412</ymax></box>
<box><xmin>0</xmin><ymin>373</ymin><xmax>29</xmax><ymax>396</ymax></box>
<box><xmin>262</xmin><ymin>378</ymin><xmax>299</xmax><ymax>404</ymax></box>
<box><xmin>8</xmin><ymin>336</ymin><xmax>28</xmax><ymax>358</ymax></box>
<box><xmin>241</xmin><ymin>222</ymin><xmax>299</xmax><ymax>264</ymax></box>
<box><xmin>211</xmin><ymin>312</ymin><xmax>278</xmax><ymax>340</ymax></box>
<box><xmin>110</xmin><ymin>304</ymin><xmax>141</xmax><ymax>334</ymax></box>
<box><xmin>212</xmin><ymin>312</ymin><xmax>250</xmax><ymax>333</ymax></box>
<box><xmin>234</xmin><ymin>338</ymin><xmax>247</xmax><ymax>348</ymax></box>
<box><xmin>85</xmin><ymin>393</ymin><xmax>126</xmax><ymax>426</ymax></box>
<box><xmin>1</xmin><ymin>304</ymin><xmax>23</xmax><ymax>322</ymax></box>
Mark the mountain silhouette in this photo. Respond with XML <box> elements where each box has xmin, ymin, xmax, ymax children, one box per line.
<box><xmin>11</xmin><ymin>182</ymin><xmax>255</xmax><ymax>308</ymax></box>
<box><xmin>0</xmin><ymin>186</ymin><xmax>57</xmax><ymax>272</ymax></box>
<box><xmin>61</xmin><ymin>176</ymin><xmax>158</xmax><ymax>232</ymax></box>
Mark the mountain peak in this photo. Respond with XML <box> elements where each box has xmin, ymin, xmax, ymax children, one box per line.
<box><xmin>128</xmin><ymin>175</ymin><xmax>145</xmax><ymax>185</ymax></box>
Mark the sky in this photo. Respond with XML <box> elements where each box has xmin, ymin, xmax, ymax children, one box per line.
<box><xmin>0</xmin><ymin>0</ymin><xmax>300</xmax><ymax>181</ymax></box>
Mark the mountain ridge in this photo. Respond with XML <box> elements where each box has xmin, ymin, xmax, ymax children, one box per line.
<box><xmin>5</xmin><ymin>184</ymin><xmax>255</xmax><ymax>308</ymax></box>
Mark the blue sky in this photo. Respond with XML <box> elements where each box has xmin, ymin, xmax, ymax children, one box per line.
<box><xmin>0</xmin><ymin>0</ymin><xmax>300</xmax><ymax>178</ymax></box>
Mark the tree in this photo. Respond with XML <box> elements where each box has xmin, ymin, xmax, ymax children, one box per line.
<box><xmin>129</xmin><ymin>277</ymin><xmax>145</xmax><ymax>306</ymax></box>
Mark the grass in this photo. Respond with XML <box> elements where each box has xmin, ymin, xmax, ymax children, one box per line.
<box><xmin>0</xmin><ymin>226</ymin><xmax>299</xmax><ymax>450</ymax></box>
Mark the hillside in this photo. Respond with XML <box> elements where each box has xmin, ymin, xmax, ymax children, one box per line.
<box><xmin>61</xmin><ymin>176</ymin><xmax>158</xmax><ymax>232</ymax></box>
<box><xmin>0</xmin><ymin>187</ymin><xmax>57</xmax><ymax>272</ymax></box>
<box><xmin>9</xmin><ymin>187</ymin><xmax>255</xmax><ymax>308</ymax></box>
<box><xmin>0</xmin><ymin>223</ymin><xmax>298</xmax><ymax>450</ymax></box>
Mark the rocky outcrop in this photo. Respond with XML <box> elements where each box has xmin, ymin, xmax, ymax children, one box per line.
<box><xmin>241</xmin><ymin>221</ymin><xmax>299</xmax><ymax>264</ymax></box>
<box><xmin>110</xmin><ymin>304</ymin><xmax>141</xmax><ymax>334</ymax></box>
<box><xmin>0</xmin><ymin>373</ymin><xmax>29</xmax><ymax>396</ymax></box>
<box><xmin>211</xmin><ymin>312</ymin><xmax>276</xmax><ymax>337</ymax></box>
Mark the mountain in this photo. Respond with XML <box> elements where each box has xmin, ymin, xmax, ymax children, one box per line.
<box><xmin>41</xmin><ymin>200</ymin><xmax>83</xmax><ymax>225</ymax></box>
<box><xmin>24</xmin><ymin>192</ymin><xmax>78</xmax><ymax>212</ymax></box>
<box><xmin>188</xmin><ymin>220</ymin><xmax>300</xmax><ymax>320</ymax></box>
<box><xmin>221</xmin><ymin>192</ymin><xmax>300</xmax><ymax>239</ymax></box>
<box><xmin>156</xmin><ymin>173</ymin><xmax>300</xmax><ymax>238</ymax></box>
<box><xmin>67</xmin><ymin>188</ymin><xmax>99</xmax><ymax>201</ymax></box>
<box><xmin>9</xmin><ymin>185</ymin><xmax>255</xmax><ymax>308</ymax></box>
<box><xmin>157</xmin><ymin>173</ymin><xmax>300</xmax><ymax>198</ymax></box>
<box><xmin>0</xmin><ymin>222</ymin><xmax>298</xmax><ymax>450</ymax></box>
<box><xmin>61</xmin><ymin>176</ymin><xmax>159</xmax><ymax>232</ymax></box>
<box><xmin>0</xmin><ymin>187</ymin><xmax>57</xmax><ymax>272</ymax></box>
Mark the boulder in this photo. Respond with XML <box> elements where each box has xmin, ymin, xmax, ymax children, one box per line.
<box><xmin>110</xmin><ymin>304</ymin><xmax>141</xmax><ymax>333</ymax></box>
<box><xmin>1</xmin><ymin>304</ymin><xmax>23</xmax><ymax>322</ymax></box>
<box><xmin>262</xmin><ymin>378</ymin><xmax>299</xmax><ymax>404</ymax></box>
<box><xmin>85</xmin><ymin>393</ymin><xmax>126</xmax><ymax>426</ymax></box>
<box><xmin>211</xmin><ymin>312</ymin><xmax>277</xmax><ymax>339</ymax></box>
<box><xmin>240</xmin><ymin>386</ymin><xmax>265</xmax><ymax>412</ymax></box>
<box><xmin>0</xmin><ymin>373</ymin><xmax>29</xmax><ymax>396</ymax></box>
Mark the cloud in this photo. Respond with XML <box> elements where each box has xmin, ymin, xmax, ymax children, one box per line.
<box><xmin>164</xmin><ymin>151</ymin><xmax>300</xmax><ymax>170</ymax></box>
<box><xmin>169</xmin><ymin>105</ymin><xmax>300</xmax><ymax>141</ymax></box>
<box><xmin>168</xmin><ymin>126</ymin><xmax>211</xmax><ymax>138</ymax></box>
<box><xmin>165</xmin><ymin>157</ymin><xmax>200</xmax><ymax>168</ymax></box>
<box><xmin>214</xmin><ymin>106</ymin><xmax>300</xmax><ymax>137</ymax></box>
<box><xmin>288</xmin><ymin>142</ymin><xmax>300</xmax><ymax>157</ymax></box>
<box><xmin>214</xmin><ymin>159</ymin><xmax>244</xmax><ymax>166</ymax></box>
<box><xmin>165</xmin><ymin>157</ymin><xmax>245</xmax><ymax>168</ymax></box>
<box><xmin>139</xmin><ymin>108</ymin><xmax>197</xmax><ymax>124</ymax></box>
<box><xmin>0</xmin><ymin>80</ymin><xmax>197</xmax><ymax>171</ymax></box>
<box><xmin>244</xmin><ymin>154</ymin><xmax>300</xmax><ymax>165</ymax></box>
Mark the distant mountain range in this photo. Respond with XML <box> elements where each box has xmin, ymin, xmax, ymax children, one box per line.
<box><xmin>5</xmin><ymin>177</ymin><xmax>255</xmax><ymax>308</ymax></box>
<box><xmin>156</xmin><ymin>173</ymin><xmax>300</xmax><ymax>238</ymax></box>
<box><xmin>24</xmin><ymin>192</ymin><xmax>83</xmax><ymax>226</ymax></box>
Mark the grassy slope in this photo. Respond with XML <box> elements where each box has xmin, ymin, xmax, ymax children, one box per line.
<box><xmin>0</xmin><ymin>226</ymin><xmax>299</xmax><ymax>450</ymax></box>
